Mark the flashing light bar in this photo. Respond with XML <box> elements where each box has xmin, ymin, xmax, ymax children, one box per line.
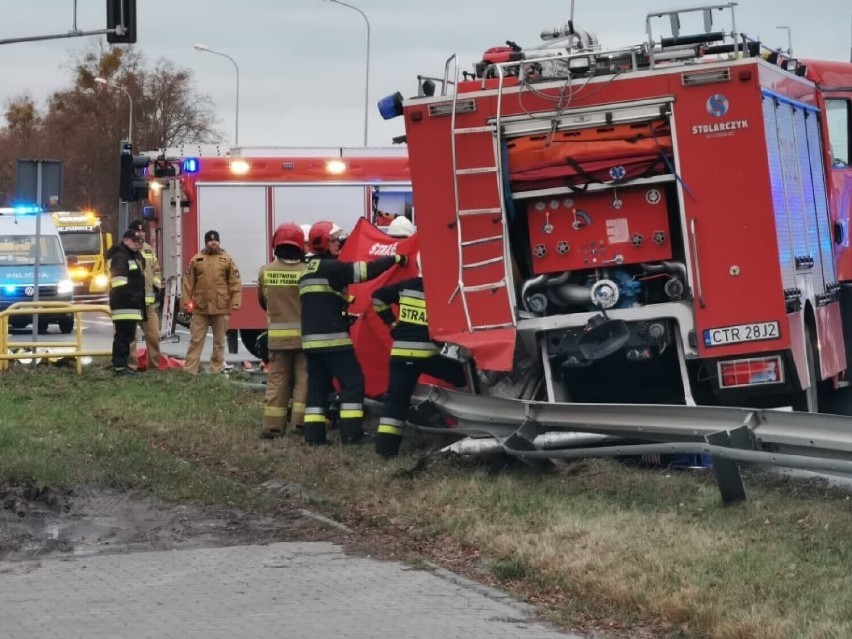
<box><xmin>1</xmin><ymin>205</ymin><xmax>43</xmax><ymax>216</ymax></box>
<box><xmin>183</xmin><ymin>158</ymin><xmax>200</xmax><ymax>173</ymax></box>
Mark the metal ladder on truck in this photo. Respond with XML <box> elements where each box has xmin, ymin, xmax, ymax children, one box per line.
<box><xmin>447</xmin><ymin>57</ymin><xmax>516</xmax><ymax>332</ymax></box>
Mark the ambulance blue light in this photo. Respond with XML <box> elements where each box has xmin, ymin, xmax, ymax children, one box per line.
<box><xmin>182</xmin><ymin>158</ymin><xmax>200</xmax><ymax>173</ymax></box>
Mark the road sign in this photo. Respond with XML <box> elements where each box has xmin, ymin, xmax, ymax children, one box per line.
<box><xmin>16</xmin><ymin>159</ymin><xmax>62</xmax><ymax>206</ymax></box>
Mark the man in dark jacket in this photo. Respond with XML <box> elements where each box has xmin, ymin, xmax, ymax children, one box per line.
<box><xmin>299</xmin><ymin>220</ymin><xmax>406</xmax><ymax>445</ymax></box>
<box><xmin>107</xmin><ymin>230</ymin><xmax>146</xmax><ymax>375</ymax></box>
<box><xmin>372</xmin><ymin>254</ymin><xmax>467</xmax><ymax>457</ymax></box>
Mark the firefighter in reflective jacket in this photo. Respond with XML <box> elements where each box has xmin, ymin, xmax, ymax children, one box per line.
<box><xmin>257</xmin><ymin>222</ymin><xmax>307</xmax><ymax>439</ymax></box>
<box><xmin>372</xmin><ymin>254</ymin><xmax>467</xmax><ymax>457</ymax></box>
<box><xmin>128</xmin><ymin>220</ymin><xmax>162</xmax><ymax>371</ymax></box>
<box><xmin>299</xmin><ymin>220</ymin><xmax>406</xmax><ymax>445</ymax></box>
<box><xmin>181</xmin><ymin>230</ymin><xmax>242</xmax><ymax>374</ymax></box>
<box><xmin>107</xmin><ymin>230</ymin><xmax>146</xmax><ymax>375</ymax></box>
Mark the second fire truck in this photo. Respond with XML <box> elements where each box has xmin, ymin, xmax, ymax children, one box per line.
<box><xmin>144</xmin><ymin>147</ymin><xmax>412</xmax><ymax>356</ymax></box>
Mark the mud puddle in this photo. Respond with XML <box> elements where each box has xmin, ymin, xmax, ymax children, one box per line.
<box><xmin>0</xmin><ymin>482</ymin><xmax>319</xmax><ymax>562</ymax></box>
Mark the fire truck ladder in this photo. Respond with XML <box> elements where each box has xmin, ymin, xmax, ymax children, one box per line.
<box><xmin>414</xmin><ymin>385</ymin><xmax>852</xmax><ymax>504</ymax></box>
<box><xmin>448</xmin><ymin>56</ymin><xmax>516</xmax><ymax>332</ymax></box>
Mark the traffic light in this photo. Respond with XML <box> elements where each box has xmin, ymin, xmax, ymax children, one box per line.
<box><xmin>107</xmin><ymin>0</ymin><xmax>137</xmax><ymax>44</ymax></box>
<box><xmin>119</xmin><ymin>141</ymin><xmax>150</xmax><ymax>202</ymax></box>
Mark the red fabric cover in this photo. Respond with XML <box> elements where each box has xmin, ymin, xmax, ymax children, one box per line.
<box><xmin>135</xmin><ymin>348</ymin><xmax>185</xmax><ymax>371</ymax></box>
<box><xmin>339</xmin><ymin>219</ymin><xmax>453</xmax><ymax>398</ymax></box>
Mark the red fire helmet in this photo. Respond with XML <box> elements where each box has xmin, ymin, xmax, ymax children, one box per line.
<box><xmin>272</xmin><ymin>222</ymin><xmax>304</xmax><ymax>250</ymax></box>
<box><xmin>308</xmin><ymin>221</ymin><xmax>342</xmax><ymax>253</ymax></box>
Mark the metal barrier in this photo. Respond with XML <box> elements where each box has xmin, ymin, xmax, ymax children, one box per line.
<box><xmin>0</xmin><ymin>301</ymin><xmax>112</xmax><ymax>374</ymax></box>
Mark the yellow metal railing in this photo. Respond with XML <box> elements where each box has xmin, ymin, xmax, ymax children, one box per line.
<box><xmin>0</xmin><ymin>301</ymin><xmax>112</xmax><ymax>374</ymax></box>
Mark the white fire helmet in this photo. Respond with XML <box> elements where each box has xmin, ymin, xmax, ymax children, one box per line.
<box><xmin>387</xmin><ymin>216</ymin><xmax>415</xmax><ymax>238</ymax></box>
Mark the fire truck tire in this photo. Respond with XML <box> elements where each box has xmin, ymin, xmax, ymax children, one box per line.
<box><xmin>793</xmin><ymin>326</ymin><xmax>819</xmax><ymax>413</ymax></box>
<box><xmin>240</xmin><ymin>329</ymin><xmax>264</xmax><ymax>359</ymax></box>
<box><xmin>58</xmin><ymin>315</ymin><xmax>74</xmax><ymax>334</ymax></box>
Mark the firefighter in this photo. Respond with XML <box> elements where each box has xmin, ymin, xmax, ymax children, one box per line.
<box><xmin>299</xmin><ymin>220</ymin><xmax>407</xmax><ymax>445</ymax></box>
<box><xmin>181</xmin><ymin>230</ymin><xmax>242</xmax><ymax>374</ymax></box>
<box><xmin>386</xmin><ymin>215</ymin><xmax>415</xmax><ymax>239</ymax></box>
<box><xmin>107</xmin><ymin>230</ymin><xmax>146</xmax><ymax>376</ymax></box>
<box><xmin>127</xmin><ymin>220</ymin><xmax>162</xmax><ymax>371</ymax></box>
<box><xmin>372</xmin><ymin>253</ymin><xmax>467</xmax><ymax>457</ymax></box>
<box><xmin>257</xmin><ymin>222</ymin><xmax>308</xmax><ymax>439</ymax></box>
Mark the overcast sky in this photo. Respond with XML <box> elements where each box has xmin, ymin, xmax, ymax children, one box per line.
<box><xmin>1</xmin><ymin>0</ymin><xmax>850</xmax><ymax>150</ymax></box>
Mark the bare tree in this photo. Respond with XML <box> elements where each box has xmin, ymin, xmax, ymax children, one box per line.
<box><xmin>0</xmin><ymin>45</ymin><xmax>222</xmax><ymax>229</ymax></box>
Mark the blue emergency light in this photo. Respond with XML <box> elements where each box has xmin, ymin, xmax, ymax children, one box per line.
<box><xmin>182</xmin><ymin>158</ymin><xmax>200</xmax><ymax>173</ymax></box>
<box><xmin>378</xmin><ymin>92</ymin><xmax>404</xmax><ymax>120</ymax></box>
<box><xmin>10</xmin><ymin>205</ymin><xmax>42</xmax><ymax>215</ymax></box>
<box><xmin>4</xmin><ymin>285</ymin><xmax>16</xmax><ymax>294</ymax></box>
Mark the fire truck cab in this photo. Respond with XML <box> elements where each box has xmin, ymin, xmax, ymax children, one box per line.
<box><xmin>389</xmin><ymin>3</ymin><xmax>852</xmax><ymax>412</ymax></box>
<box><xmin>146</xmin><ymin>147</ymin><xmax>411</xmax><ymax>356</ymax></box>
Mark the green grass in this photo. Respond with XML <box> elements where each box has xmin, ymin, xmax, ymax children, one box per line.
<box><xmin>2</xmin><ymin>365</ymin><xmax>852</xmax><ymax>638</ymax></box>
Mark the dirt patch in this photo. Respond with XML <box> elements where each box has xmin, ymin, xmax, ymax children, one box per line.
<box><xmin>0</xmin><ymin>481</ymin><xmax>338</xmax><ymax>562</ymax></box>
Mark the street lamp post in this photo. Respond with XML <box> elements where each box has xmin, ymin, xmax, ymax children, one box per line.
<box><xmin>94</xmin><ymin>76</ymin><xmax>133</xmax><ymax>141</ymax></box>
<box><xmin>194</xmin><ymin>43</ymin><xmax>240</xmax><ymax>147</ymax></box>
<box><xmin>326</xmin><ymin>0</ymin><xmax>371</xmax><ymax>146</ymax></box>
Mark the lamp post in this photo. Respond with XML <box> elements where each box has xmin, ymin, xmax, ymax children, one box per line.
<box><xmin>325</xmin><ymin>0</ymin><xmax>371</xmax><ymax>146</ymax></box>
<box><xmin>94</xmin><ymin>76</ymin><xmax>133</xmax><ymax>141</ymax></box>
<box><xmin>194</xmin><ymin>43</ymin><xmax>240</xmax><ymax>147</ymax></box>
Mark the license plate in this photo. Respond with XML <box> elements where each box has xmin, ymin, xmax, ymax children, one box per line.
<box><xmin>703</xmin><ymin>321</ymin><xmax>780</xmax><ymax>347</ymax></box>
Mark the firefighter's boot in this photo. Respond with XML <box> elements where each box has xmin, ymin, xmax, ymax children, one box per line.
<box><xmin>375</xmin><ymin>418</ymin><xmax>404</xmax><ymax>457</ymax></box>
<box><xmin>303</xmin><ymin>423</ymin><xmax>327</xmax><ymax>445</ymax></box>
<box><xmin>339</xmin><ymin>422</ymin><xmax>366</xmax><ymax>444</ymax></box>
<box><xmin>375</xmin><ymin>432</ymin><xmax>402</xmax><ymax>458</ymax></box>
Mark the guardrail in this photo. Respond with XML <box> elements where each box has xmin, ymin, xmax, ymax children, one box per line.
<box><xmin>0</xmin><ymin>301</ymin><xmax>112</xmax><ymax>374</ymax></box>
<box><xmin>415</xmin><ymin>385</ymin><xmax>852</xmax><ymax>503</ymax></box>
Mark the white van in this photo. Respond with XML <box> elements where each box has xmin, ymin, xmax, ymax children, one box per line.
<box><xmin>0</xmin><ymin>207</ymin><xmax>75</xmax><ymax>333</ymax></box>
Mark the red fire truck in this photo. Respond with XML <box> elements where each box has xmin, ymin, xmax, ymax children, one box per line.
<box><xmin>145</xmin><ymin>147</ymin><xmax>411</xmax><ymax>356</ymax></box>
<box><xmin>385</xmin><ymin>3</ymin><xmax>852</xmax><ymax>412</ymax></box>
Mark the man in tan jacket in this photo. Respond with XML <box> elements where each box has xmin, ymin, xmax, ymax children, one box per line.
<box><xmin>257</xmin><ymin>222</ymin><xmax>307</xmax><ymax>438</ymax></box>
<box><xmin>181</xmin><ymin>229</ymin><xmax>242</xmax><ymax>374</ymax></box>
<box><xmin>128</xmin><ymin>220</ymin><xmax>162</xmax><ymax>371</ymax></box>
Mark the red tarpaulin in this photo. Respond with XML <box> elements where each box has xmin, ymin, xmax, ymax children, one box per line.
<box><xmin>340</xmin><ymin>219</ymin><xmax>453</xmax><ymax>398</ymax></box>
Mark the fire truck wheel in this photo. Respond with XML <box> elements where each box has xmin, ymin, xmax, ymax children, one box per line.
<box><xmin>58</xmin><ymin>316</ymin><xmax>74</xmax><ymax>334</ymax></box>
<box><xmin>793</xmin><ymin>326</ymin><xmax>819</xmax><ymax>413</ymax></box>
<box><xmin>240</xmin><ymin>329</ymin><xmax>264</xmax><ymax>359</ymax></box>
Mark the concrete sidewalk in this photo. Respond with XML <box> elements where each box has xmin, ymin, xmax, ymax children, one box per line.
<box><xmin>0</xmin><ymin>542</ymin><xmax>583</xmax><ymax>639</ymax></box>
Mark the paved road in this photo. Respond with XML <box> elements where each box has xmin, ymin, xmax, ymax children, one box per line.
<box><xmin>6</xmin><ymin>311</ymin><xmax>257</xmax><ymax>369</ymax></box>
<box><xmin>0</xmin><ymin>542</ymin><xmax>582</xmax><ymax>639</ymax></box>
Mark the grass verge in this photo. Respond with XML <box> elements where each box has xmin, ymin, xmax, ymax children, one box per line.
<box><xmin>2</xmin><ymin>365</ymin><xmax>852</xmax><ymax>638</ymax></box>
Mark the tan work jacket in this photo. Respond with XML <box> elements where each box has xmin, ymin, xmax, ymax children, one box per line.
<box><xmin>139</xmin><ymin>241</ymin><xmax>162</xmax><ymax>306</ymax></box>
<box><xmin>182</xmin><ymin>248</ymin><xmax>242</xmax><ymax>315</ymax></box>
<box><xmin>257</xmin><ymin>259</ymin><xmax>303</xmax><ymax>350</ymax></box>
